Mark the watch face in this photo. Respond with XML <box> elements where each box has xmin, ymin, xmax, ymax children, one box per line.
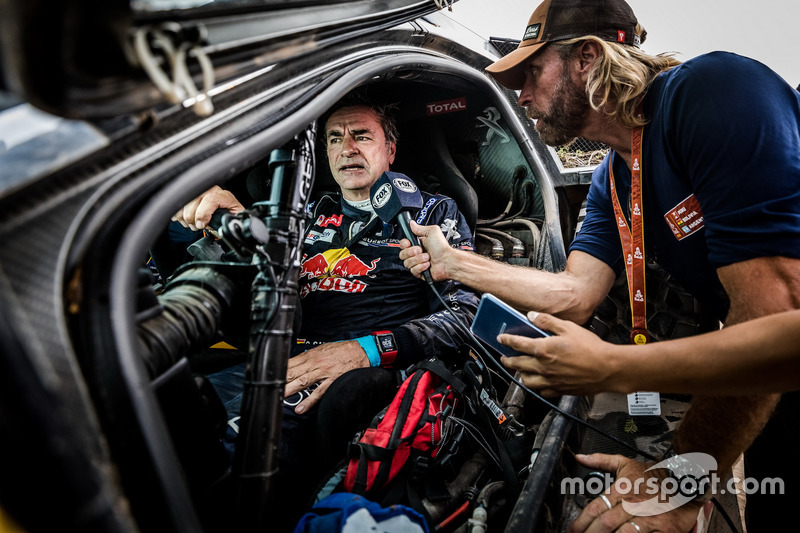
<box><xmin>376</xmin><ymin>332</ymin><xmax>396</xmax><ymax>354</ymax></box>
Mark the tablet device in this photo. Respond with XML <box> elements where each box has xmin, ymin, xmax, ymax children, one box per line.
<box><xmin>470</xmin><ymin>293</ymin><xmax>551</xmax><ymax>357</ymax></box>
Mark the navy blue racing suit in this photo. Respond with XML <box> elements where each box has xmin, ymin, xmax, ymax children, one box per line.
<box><xmin>296</xmin><ymin>192</ymin><xmax>479</xmax><ymax>366</ymax></box>
<box><xmin>208</xmin><ymin>191</ymin><xmax>479</xmax><ymax>530</ymax></box>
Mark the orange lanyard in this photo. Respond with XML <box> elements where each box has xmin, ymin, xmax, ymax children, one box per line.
<box><xmin>609</xmin><ymin>127</ymin><xmax>649</xmax><ymax>345</ymax></box>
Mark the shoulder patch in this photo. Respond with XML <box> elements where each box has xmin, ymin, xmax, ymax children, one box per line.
<box><xmin>664</xmin><ymin>194</ymin><xmax>705</xmax><ymax>241</ymax></box>
<box><xmin>415</xmin><ymin>196</ymin><xmax>440</xmax><ymax>224</ymax></box>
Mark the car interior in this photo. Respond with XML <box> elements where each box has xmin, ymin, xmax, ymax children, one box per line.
<box><xmin>135</xmin><ymin>77</ymin><xmax>559</xmax><ymax>530</ymax></box>
<box><xmin>151</xmin><ymin>81</ymin><xmax>548</xmax><ymax>278</ymax></box>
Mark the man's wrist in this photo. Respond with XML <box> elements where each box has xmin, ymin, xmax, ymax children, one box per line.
<box><xmin>353</xmin><ymin>336</ymin><xmax>380</xmax><ymax>367</ymax></box>
<box><xmin>610</xmin><ymin>347</ymin><xmax>639</xmax><ymax>394</ymax></box>
<box><xmin>441</xmin><ymin>245</ymin><xmax>466</xmax><ymax>280</ymax></box>
<box><xmin>447</xmin><ymin>245</ymin><xmax>487</xmax><ymax>286</ymax></box>
<box><xmin>371</xmin><ymin>331</ymin><xmax>398</xmax><ymax>367</ymax></box>
<box><xmin>352</xmin><ymin>332</ymin><xmax>400</xmax><ymax>368</ymax></box>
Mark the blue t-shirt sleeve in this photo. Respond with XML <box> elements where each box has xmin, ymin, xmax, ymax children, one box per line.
<box><xmin>661</xmin><ymin>52</ymin><xmax>800</xmax><ymax>267</ymax></box>
<box><xmin>569</xmin><ymin>155</ymin><xmax>625</xmax><ymax>273</ymax></box>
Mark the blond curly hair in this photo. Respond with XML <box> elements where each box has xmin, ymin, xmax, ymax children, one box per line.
<box><xmin>553</xmin><ymin>27</ymin><xmax>682</xmax><ymax>128</ymax></box>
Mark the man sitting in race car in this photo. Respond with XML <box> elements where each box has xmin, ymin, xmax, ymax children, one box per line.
<box><xmin>173</xmin><ymin>93</ymin><xmax>480</xmax><ymax>530</ymax></box>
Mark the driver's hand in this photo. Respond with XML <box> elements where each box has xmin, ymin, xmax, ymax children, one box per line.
<box><xmin>173</xmin><ymin>185</ymin><xmax>245</xmax><ymax>230</ymax></box>
<box><xmin>285</xmin><ymin>340</ymin><xmax>371</xmax><ymax>414</ymax></box>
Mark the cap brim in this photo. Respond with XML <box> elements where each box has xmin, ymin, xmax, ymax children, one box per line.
<box><xmin>485</xmin><ymin>42</ymin><xmax>547</xmax><ymax>90</ymax></box>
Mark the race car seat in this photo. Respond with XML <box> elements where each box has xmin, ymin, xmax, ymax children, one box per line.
<box><xmin>392</xmin><ymin>117</ymin><xmax>479</xmax><ymax>233</ymax></box>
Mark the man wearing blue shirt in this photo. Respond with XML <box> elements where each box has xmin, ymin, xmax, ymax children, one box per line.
<box><xmin>401</xmin><ymin>0</ymin><xmax>800</xmax><ymax>530</ymax></box>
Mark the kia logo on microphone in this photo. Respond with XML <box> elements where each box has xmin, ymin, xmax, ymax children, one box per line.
<box><xmin>372</xmin><ymin>183</ymin><xmax>392</xmax><ymax>209</ymax></box>
<box><xmin>392</xmin><ymin>178</ymin><xmax>417</xmax><ymax>193</ymax></box>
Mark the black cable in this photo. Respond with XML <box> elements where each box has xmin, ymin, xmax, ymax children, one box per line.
<box><xmin>428</xmin><ymin>282</ymin><xmax>658</xmax><ymax>461</ymax></box>
<box><xmin>482</xmin><ymin>340</ymin><xmax>659</xmax><ymax>461</ymax></box>
<box><xmin>449</xmin><ymin>416</ymin><xmax>503</xmax><ymax>469</ymax></box>
<box><xmin>429</xmin><ymin>282</ymin><xmax>739</xmax><ymax>532</ymax></box>
<box><xmin>711</xmin><ymin>496</ymin><xmax>739</xmax><ymax>532</ymax></box>
<box><xmin>481</xmin><ymin>345</ymin><xmax>739</xmax><ymax>533</ymax></box>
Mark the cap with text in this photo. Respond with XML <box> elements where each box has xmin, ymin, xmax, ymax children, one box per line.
<box><xmin>486</xmin><ymin>0</ymin><xmax>641</xmax><ymax>90</ymax></box>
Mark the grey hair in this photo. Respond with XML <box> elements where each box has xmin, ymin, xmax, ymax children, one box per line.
<box><xmin>321</xmin><ymin>93</ymin><xmax>400</xmax><ymax>145</ymax></box>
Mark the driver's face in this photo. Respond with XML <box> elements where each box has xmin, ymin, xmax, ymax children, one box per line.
<box><xmin>326</xmin><ymin>105</ymin><xmax>396</xmax><ymax>202</ymax></box>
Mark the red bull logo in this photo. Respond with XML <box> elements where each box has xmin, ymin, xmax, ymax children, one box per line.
<box><xmin>299</xmin><ymin>247</ymin><xmax>379</xmax><ymax>296</ymax></box>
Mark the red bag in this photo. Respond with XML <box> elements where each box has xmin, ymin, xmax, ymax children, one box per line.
<box><xmin>343</xmin><ymin>359</ymin><xmax>461</xmax><ymax>496</ymax></box>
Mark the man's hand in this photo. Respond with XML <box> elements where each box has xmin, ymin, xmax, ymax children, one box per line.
<box><xmin>285</xmin><ymin>340</ymin><xmax>371</xmax><ymax>414</ymax></box>
<box><xmin>568</xmin><ymin>453</ymin><xmax>702</xmax><ymax>533</ymax></box>
<box><xmin>398</xmin><ymin>220</ymin><xmax>453</xmax><ymax>281</ymax></box>
<box><xmin>499</xmin><ymin>312</ymin><xmax>622</xmax><ymax>397</ymax></box>
<box><xmin>172</xmin><ymin>185</ymin><xmax>245</xmax><ymax>230</ymax></box>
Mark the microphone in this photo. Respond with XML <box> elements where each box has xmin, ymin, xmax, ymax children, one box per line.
<box><xmin>370</xmin><ymin>171</ymin><xmax>433</xmax><ymax>284</ymax></box>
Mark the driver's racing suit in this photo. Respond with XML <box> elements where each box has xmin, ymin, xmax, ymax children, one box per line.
<box><xmin>296</xmin><ymin>192</ymin><xmax>479</xmax><ymax>368</ymax></box>
<box><xmin>209</xmin><ymin>191</ymin><xmax>480</xmax><ymax>530</ymax></box>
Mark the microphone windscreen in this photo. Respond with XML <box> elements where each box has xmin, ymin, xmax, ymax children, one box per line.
<box><xmin>369</xmin><ymin>171</ymin><xmax>424</xmax><ymax>223</ymax></box>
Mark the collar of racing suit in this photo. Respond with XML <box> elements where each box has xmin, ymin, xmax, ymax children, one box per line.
<box><xmin>342</xmin><ymin>196</ymin><xmax>375</xmax><ymax>214</ymax></box>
